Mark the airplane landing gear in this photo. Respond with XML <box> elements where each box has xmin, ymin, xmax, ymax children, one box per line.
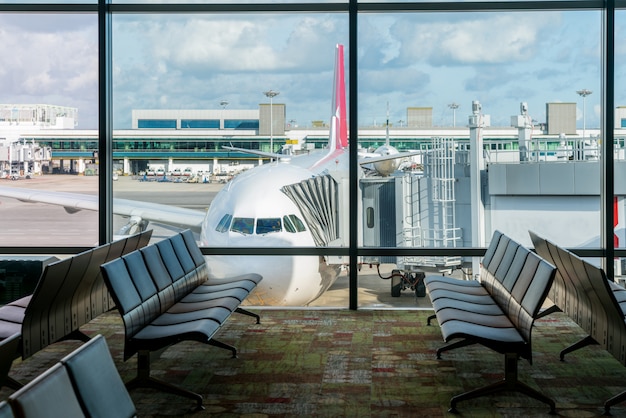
<box><xmin>390</xmin><ymin>270</ymin><xmax>426</xmax><ymax>298</ymax></box>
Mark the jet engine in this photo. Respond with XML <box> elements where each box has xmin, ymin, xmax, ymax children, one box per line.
<box><xmin>372</xmin><ymin>144</ymin><xmax>400</xmax><ymax>176</ymax></box>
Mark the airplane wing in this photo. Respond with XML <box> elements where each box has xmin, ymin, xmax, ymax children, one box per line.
<box><xmin>222</xmin><ymin>145</ymin><xmax>290</xmax><ymax>161</ymax></box>
<box><xmin>225</xmin><ymin>144</ymin><xmax>421</xmax><ymax>166</ymax></box>
<box><xmin>357</xmin><ymin>150</ymin><xmax>423</xmax><ymax>165</ymax></box>
<box><xmin>0</xmin><ymin>186</ymin><xmax>206</xmax><ymax>232</ymax></box>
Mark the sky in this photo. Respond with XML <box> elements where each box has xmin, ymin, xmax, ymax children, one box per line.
<box><xmin>0</xmin><ymin>9</ymin><xmax>617</xmax><ymax>131</ymax></box>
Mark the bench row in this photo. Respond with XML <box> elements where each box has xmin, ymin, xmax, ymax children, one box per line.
<box><xmin>427</xmin><ymin>230</ymin><xmax>626</xmax><ymax>415</ymax></box>
<box><xmin>0</xmin><ymin>230</ymin><xmax>152</xmax><ymax>389</ymax></box>
<box><xmin>530</xmin><ymin>231</ymin><xmax>626</xmax><ymax>415</ymax></box>
<box><xmin>425</xmin><ymin>230</ymin><xmax>557</xmax><ymax>413</ymax></box>
<box><xmin>100</xmin><ymin>229</ymin><xmax>262</xmax><ymax>410</ymax></box>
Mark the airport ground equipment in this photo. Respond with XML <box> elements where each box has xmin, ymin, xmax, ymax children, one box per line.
<box><xmin>425</xmin><ymin>230</ymin><xmax>557</xmax><ymax>414</ymax></box>
<box><xmin>6</xmin><ymin>334</ymin><xmax>136</xmax><ymax>418</ymax></box>
<box><xmin>100</xmin><ymin>229</ymin><xmax>262</xmax><ymax>411</ymax></box>
<box><xmin>530</xmin><ymin>231</ymin><xmax>626</xmax><ymax>415</ymax></box>
<box><xmin>0</xmin><ymin>229</ymin><xmax>152</xmax><ymax>389</ymax></box>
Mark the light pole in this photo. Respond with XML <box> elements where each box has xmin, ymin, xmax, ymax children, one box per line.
<box><xmin>219</xmin><ymin>101</ymin><xmax>228</xmax><ymax>130</ymax></box>
<box><xmin>448</xmin><ymin>102</ymin><xmax>459</xmax><ymax>127</ymax></box>
<box><xmin>263</xmin><ymin>90</ymin><xmax>279</xmax><ymax>154</ymax></box>
<box><xmin>576</xmin><ymin>89</ymin><xmax>592</xmax><ymax>140</ymax></box>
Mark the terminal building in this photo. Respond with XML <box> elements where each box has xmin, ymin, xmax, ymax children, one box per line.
<box><xmin>0</xmin><ymin>101</ymin><xmax>619</xmax><ymax>178</ymax></box>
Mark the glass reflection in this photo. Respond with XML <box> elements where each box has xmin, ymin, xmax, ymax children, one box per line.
<box><xmin>358</xmin><ymin>10</ymin><xmax>602</xmax><ymax>248</ymax></box>
<box><xmin>0</xmin><ymin>13</ymin><xmax>98</xmax><ymax>246</ymax></box>
<box><xmin>111</xmin><ymin>13</ymin><xmax>349</xmax><ymax>307</ymax></box>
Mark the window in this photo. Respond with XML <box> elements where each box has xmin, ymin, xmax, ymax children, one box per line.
<box><xmin>366</xmin><ymin>207</ymin><xmax>374</xmax><ymax>229</ymax></box>
<box><xmin>138</xmin><ymin>120</ymin><xmax>177</xmax><ymax>129</ymax></box>
<box><xmin>256</xmin><ymin>218</ymin><xmax>282</xmax><ymax>234</ymax></box>
<box><xmin>181</xmin><ymin>119</ymin><xmax>220</xmax><ymax>129</ymax></box>
<box><xmin>1</xmin><ymin>0</ymin><xmax>620</xmax><ymax>310</ymax></box>
<box><xmin>0</xmin><ymin>13</ymin><xmax>98</xmax><ymax>246</ymax></box>
<box><xmin>216</xmin><ymin>214</ymin><xmax>232</xmax><ymax>233</ymax></box>
<box><xmin>224</xmin><ymin>120</ymin><xmax>260</xmax><ymax>130</ymax></box>
<box><xmin>288</xmin><ymin>215</ymin><xmax>306</xmax><ymax>232</ymax></box>
<box><xmin>231</xmin><ymin>218</ymin><xmax>254</xmax><ymax>235</ymax></box>
<box><xmin>283</xmin><ymin>215</ymin><xmax>296</xmax><ymax>233</ymax></box>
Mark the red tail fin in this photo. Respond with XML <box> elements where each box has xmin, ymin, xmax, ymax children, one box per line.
<box><xmin>331</xmin><ymin>44</ymin><xmax>348</xmax><ymax>150</ymax></box>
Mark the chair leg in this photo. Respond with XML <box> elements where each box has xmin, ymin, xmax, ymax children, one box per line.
<box><xmin>449</xmin><ymin>352</ymin><xmax>556</xmax><ymax>415</ymax></box>
<box><xmin>436</xmin><ymin>339</ymin><xmax>476</xmax><ymax>359</ymax></box>
<box><xmin>427</xmin><ymin>313</ymin><xmax>437</xmax><ymax>326</ymax></box>
<box><xmin>209</xmin><ymin>338</ymin><xmax>237</xmax><ymax>358</ymax></box>
<box><xmin>559</xmin><ymin>335</ymin><xmax>598</xmax><ymax>361</ymax></box>
<box><xmin>535</xmin><ymin>304</ymin><xmax>562</xmax><ymax>320</ymax></box>
<box><xmin>604</xmin><ymin>389</ymin><xmax>626</xmax><ymax>416</ymax></box>
<box><xmin>60</xmin><ymin>329</ymin><xmax>92</xmax><ymax>343</ymax></box>
<box><xmin>235</xmin><ymin>307</ymin><xmax>261</xmax><ymax>324</ymax></box>
<box><xmin>126</xmin><ymin>351</ymin><xmax>204</xmax><ymax>411</ymax></box>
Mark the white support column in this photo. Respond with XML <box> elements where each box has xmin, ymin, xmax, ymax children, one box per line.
<box><xmin>512</xmin><ymin>102</ymin><xmax>533</xmax><ymax>162</ymax></box>
<box><xmin>469</xmin><ymin>101</ymin><xmax>488</xmax><ymax>280</ymax></box>
<box><xmin>77</xmin><ymin>158</ymin><xmax>85</xmax><ymax>174</ymax></box>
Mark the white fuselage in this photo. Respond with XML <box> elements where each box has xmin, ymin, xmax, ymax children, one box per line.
<box><xmin>200</xmin><ymin>161</ymin><xmax>342</xmax><ymax>306</ymax></box>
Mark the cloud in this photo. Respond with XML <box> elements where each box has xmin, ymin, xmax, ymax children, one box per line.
<box><xmin>389</xmin><ymin>13</ymin><xmax>554</xmax><ymax>67</ymax></box>
<box><xmin>116</xmin><ymin>15</ymin><xmax>346</xmax><ymax>75</ymax></box>
<box><xmin>0</xmin><ymin>11</ymin><xmax>606</xmax><ymax>130</ymax></box>
<box><xmin>0</xmin><ymin>15</ymin><xmax>98</xmax><ymax>126</ymax></box>
<box><xmin>110</xmin><ymin>14</ymin><xmax>348</xmax><ymax>127</ymax></box>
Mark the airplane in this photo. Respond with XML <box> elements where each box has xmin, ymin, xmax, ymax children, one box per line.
<box><xmin>0</xmin><ymin>44</ymin><xmax>420</xmax><ymax>306</ymax></box>
<box><xmin>359</xmin><ymin>102</ymin><xmax>406</xmax><ymax>177</ymax></box>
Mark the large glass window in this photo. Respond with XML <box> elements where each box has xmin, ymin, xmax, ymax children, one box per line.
<box><xmin>0</xmin><ymin>0</ymin><xmax>621</xmax><ymax>310</ymax></box>
<box><xmin>0</xmin><ymin>13</ymin><xmax>98</xmax><ymax>247</ymax></box>
<box><xmin>356</xmin><ymin>9</ymin><xmax>603</xmax><ymax>306</ymax></box>
<box><xmin>111</xmin><ymin>12</ymin><xmax>350</xmax><ymax>308</ymax></box>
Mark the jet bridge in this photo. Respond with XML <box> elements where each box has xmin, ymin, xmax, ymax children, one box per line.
<box><xmin>361</xmin><ymin>137</ymin><xmax>464</xmax><ymax>297</ymax></box>
<box><xmin>281</xmin><ymin>138</ymin><xmax>466</xmax><ymax>297</ymax></box>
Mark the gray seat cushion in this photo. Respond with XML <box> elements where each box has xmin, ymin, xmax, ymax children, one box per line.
<box><xmin>9</xmin><ymin>364</ymin><xmax>84</xmax><ymax>418</ymax></box>
<box><xmin>0</xmin><ymin>401</ymin><xmax>13</xmax><ymax>418</ymax></box>
<box><xmin>62</xmin><ymin>335</ymin><xmax>136</xmax><ymax>418</ymax></box>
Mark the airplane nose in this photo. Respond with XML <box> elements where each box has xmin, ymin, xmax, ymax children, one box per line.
<box><xmin>205</xmin><ymin>254</ymin><xmax>337</xmax><ymax>306</ymax></box>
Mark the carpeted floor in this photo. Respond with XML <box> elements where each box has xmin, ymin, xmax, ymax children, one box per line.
<box><xmin>2</xmin><ymin>309</ymin><xmax>626</xmax><ymax>417</ymax></box>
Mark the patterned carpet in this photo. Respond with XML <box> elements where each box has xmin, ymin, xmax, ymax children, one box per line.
<box><xmin>2</xmin><ymin>309</ymin><xmax>626</xmax><ymax>417</ymax></box>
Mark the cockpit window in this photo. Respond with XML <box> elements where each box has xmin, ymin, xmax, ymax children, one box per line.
<box><xmin>231</xmin><ymin>217</ymin><xmax>254</xmax><ymax>235</ymax></box>
<box><xmin>283</xmin><ymin>215</ymin><xmax>296</xmax><ymax>233</ymax></box>
<box><xmin>289</xmin><ymin>215</ymin><xmax>306</xmax><ymax>232</ymax></box>
<box><xmin>221</xmin><ymin>214</ymin><xmax>304</xmax><ymax>235</ymax></box>
<box><xmin>256</xmin><ymin>218</ymin><xmax>282</xmax><ymax>234</ymax></box>
<box><xmin>215</xmin><ymin>214</ymin><xmax>232</xmax><ymax>233</ymax></box>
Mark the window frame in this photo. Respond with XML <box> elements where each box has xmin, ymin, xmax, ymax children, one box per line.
<box><xmin>0</xmin><ymin>0</ymin><xmax>619</xmax><ymax>309</ymax></box>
